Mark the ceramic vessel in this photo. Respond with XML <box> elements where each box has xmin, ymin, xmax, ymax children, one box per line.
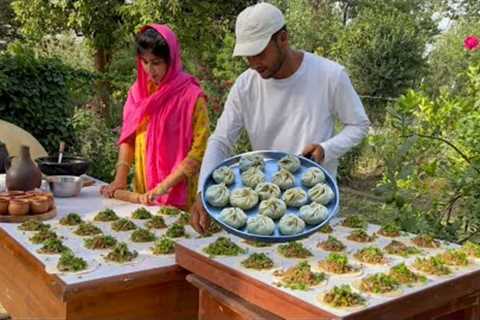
<box><xmin>0</xmin><ymin>198</ymin><xmax>8</xmax><ymax>215</ymax></box>
<box><xmin>6</xmin><ymin>145</ymin><xmax>42</xmax><ymax>191</ymax></box>
<box><xmin>8</xmin><ymin>199</ymin><xmax>30</xmax><ymax>216</ymax></box>
<box><xmin>30</xmin><ymin>196</ymin><xmax>50</xmax><ymax>214</ymax></box>
<box><xmin>0</xmin><ymin>141</ymin><xmax>8</xmax><ymax>174</ymax></box>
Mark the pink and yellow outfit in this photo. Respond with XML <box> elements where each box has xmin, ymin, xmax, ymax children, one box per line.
<box><xmin>119</xmin><ymin>24</ymin><xmax>209</xmax><ymax>210</ymax></box>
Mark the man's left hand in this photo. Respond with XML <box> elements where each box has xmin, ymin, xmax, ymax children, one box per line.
<box><xmin>302</xmin><ymin>144</ymin><xmax>325</xmax><ymax>163</ymax></box>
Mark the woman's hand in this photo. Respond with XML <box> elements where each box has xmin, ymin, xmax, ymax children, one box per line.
<box><xmin>100</xmin><ymin>179</ymin><xmax>128</xmax><ymax>198</ymax></box>
<box><xmin>139</xmin><ymin>184</ymin><xmax>168</xmax><ymax>205</ymax></box>
<box><xmin>191</xmin><ymin>193</ymin><xmax>211</xmax><ymax>234</ymax></box>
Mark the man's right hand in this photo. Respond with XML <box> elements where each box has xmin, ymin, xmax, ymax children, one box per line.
<box><xmin>191</xmin><ymin>193</ymin><xmax>211</xmax><ymax>235</ymax></box>
<box><xmin>100</xmin><ymin>179</ymin><xmax>128</xmax><ymax>198</ymax></box>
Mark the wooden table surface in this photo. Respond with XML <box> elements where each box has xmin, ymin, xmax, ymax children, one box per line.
<box><xmin>175</xmin><ymin>238</ymin><xmax>480</xmax><ymax>320</ymax></box>
<box><xmin>0</xmin><ymin>185</ymin><xmax>199</xmax><ymax>320</ymax></box>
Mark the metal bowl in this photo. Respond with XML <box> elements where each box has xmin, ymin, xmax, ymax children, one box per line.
<box><xmin>47</xmin><ymin>175</ymin><xmax>82</xmax><ymax>198</ymax></box>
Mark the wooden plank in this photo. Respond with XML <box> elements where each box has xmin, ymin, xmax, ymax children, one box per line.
<box><xmin>409</xmin><ymin>291</ymin><xmax>480</xmax><ymax>320</ymax></box>
<box><xmin>0</xmin><ymin>228</ymin><xmax>67</xmax><ymax>319</ymax></box>
<box><xmin>0</xmin><ymin>227</ymin><xmax>199</xmax><ymax>320</ymax></box>
<box><xmin>61</xmin><ymin>265</ymin><xmax>188</xmax><ymax>301</ymax></box>
<box><xmin>348</xmin><ymin>271</ymin><xmax>480</xmax><ymax>320</ymax></box>
<box><xmin>176</xmin><ymin>242</ymin><xmax>480</xmax><ymax>320</ymax></box>
<box><xmin>66</xmin><ymin>280</ymin><xmax>198</xmax><ymax>320</ymax></box>
<box><xmin>187</xmin><ymin>274</ymin><xmax>282</xmax><ymax>320</ymax></box>
<box><xmin>176</xmin><ymin>243</ymin><xmax>335</xmax><ymax>320</ymax></box>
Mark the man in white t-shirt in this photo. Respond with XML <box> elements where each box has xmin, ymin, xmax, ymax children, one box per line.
<box><xmin>191</xmin><ymin>2</ymin><xmax>370</xmax><ymax>234</ymax></box>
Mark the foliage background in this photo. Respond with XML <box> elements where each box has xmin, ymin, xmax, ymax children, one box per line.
<box><xmin>1</xmin><ymin>0</ymin><xmax>479</xmax><ymax>242</ymax></box>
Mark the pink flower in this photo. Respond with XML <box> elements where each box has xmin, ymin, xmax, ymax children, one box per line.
<box><xmin>464</xmin><ymin>35</ymin><xmax>479</xmax><ymax>51</ymax></box>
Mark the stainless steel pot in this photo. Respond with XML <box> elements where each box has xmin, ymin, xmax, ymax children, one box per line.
<box><xmin>47</xmin><ymin>175</ymin><xmax>83</xmax><ymax>197</ymax></box>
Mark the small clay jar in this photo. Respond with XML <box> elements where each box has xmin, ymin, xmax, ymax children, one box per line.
<box><xmin>8</xmin><ymin>199</ymin><xmax>30</xmax><ymax>216</ymax></box>
<box><xmin>7</xmin><ymin>191</ymin><xmax>25</xmax><ymax>197</ymax></box>
<box><xmin>0</xmin><ymin>198</ymin><xmax>9</xmax><ymax>215</ymax></box>
<box><xmin>30</xmin><ymin>196</ymin><xmax>50</xmax><ymax>214</ymax></box>
<box><xmin>44</xmin><ymin>193</ymin><xmax>55</xmax><ymax>210</ymax></box>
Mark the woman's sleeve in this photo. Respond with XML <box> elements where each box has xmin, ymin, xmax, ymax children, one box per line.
<box><xmin>179</xmin><ymin>97</ymin><xmax>210</xmax><ymax>178</ymax></box>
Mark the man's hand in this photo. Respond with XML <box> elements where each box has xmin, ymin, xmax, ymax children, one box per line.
<box><xmin>302</xmin><ymin>144</ymin><xmax>325</xmax><ymax>163</ymax></box>
<box><xmin>191</xmin><ymin>193</ymin><xmax>211</xmax><ymax>234</ymax></box>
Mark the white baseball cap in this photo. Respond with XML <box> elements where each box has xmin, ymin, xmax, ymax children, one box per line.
<box><xmin>233</xmin><ymin>2</ymin><xmax>285</xmax><ymax>57</ymax></box>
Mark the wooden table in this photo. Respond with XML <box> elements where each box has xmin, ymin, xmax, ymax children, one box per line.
<box><xmin>0</xmin><ymin>185</ymin><xmax>198</xmax><ymax>320</ymax></box>
<box><xmin>176</xmin><ymin>236</ymin><xmax>480</xmax><ymax>320</ymax></box>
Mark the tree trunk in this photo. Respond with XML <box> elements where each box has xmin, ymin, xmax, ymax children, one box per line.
<box><xmin>94</xmin><ymin>47</ymin><xmax>112</xmax><ymax>118</ymax></box>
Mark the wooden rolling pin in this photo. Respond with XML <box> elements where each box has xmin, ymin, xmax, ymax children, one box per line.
<box><xmin>113</xmin><ymin>189</ymin><xmax>141</xmax><ymax>203</ymax></box>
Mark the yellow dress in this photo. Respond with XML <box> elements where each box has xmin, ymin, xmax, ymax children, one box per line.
<box><xmin>133</xmin><ymin>81</ymin><xmax>210</xmax><ymax>209</ymax></box>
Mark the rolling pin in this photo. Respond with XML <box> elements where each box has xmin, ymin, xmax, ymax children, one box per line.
<box><xmin>113</xmin><ymin>189</ymin><xmax>141</xmax><ymax>203</ymax></box>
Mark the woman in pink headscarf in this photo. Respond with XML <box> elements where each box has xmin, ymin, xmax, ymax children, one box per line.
<box><xmin>100</xmin><ymin>24</ymin><xmax>210</xmax><ymax>210</ymax></box>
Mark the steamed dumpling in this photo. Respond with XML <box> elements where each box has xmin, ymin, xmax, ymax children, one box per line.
<box><xmin>282</xmin><ymin>187</ymin><xmax>308</xmax><ymax>207</ymax></box>
<box><xmin>278</xmin><ymin>154</ymin><xmax>301</xmax><ymax>173</ymax></box>
<box><xmin>219</xmin><ymin>207</ymin><xmax>247</xmax><ymax>229</ymax></box>
<box><xmin>272</xmin><ymin>169</ymin><xmax>295</xmax><ymax>190</ymax></box>
<box><xmin>213</xmin><ymin>166</ymin><xmax>235</xmax><ymax>185</ymax></box>
<box><xmin>299</xmin><ymin>202</ymin><xmax>328</xmax><ymax>225</ymax></box>
<box><xmin>259</xmin><ymin>198</ymin><xmax>287</xmax><ymax>220</ymax></box>
<box><xmin>206</xmin><ymin>184</ymin><xmax>230</xmax><ymax>207</ymax></box>
<box><xmin>229</xmin><ymin>187</ymin><xmax>259</xmax><ymax>210</ymax></box>
<box><xmin>241</xmin><ymin>167</ymin><xmax>265</xmax><ymax>188</ymax></box>
<box><xmin>239</xmin><ymin>154</ymin><xmax>264</xmax><ymax>172</ymax></box>
<box><xmin>278</xmin><ymin>214</ymin><xmax>306</xmax><ymax>235</ymax></box>
<box><xmin>246</xmin><ymin>215</ymin><xmax>275</xmax><ymax>235</ymax></box>
<box><xmin>301</xmin><ymin>167</ymin><xmax>325</xmax><ymax>187</ymax></box>
<box><xmin>308</xmin><ymin>183</ymin><xmax>335</xmax><ymax>205</ymax></box>
<box><xmin>255</xmin><ymin>182</ymin><xmax>281</xmax><ymax>200</ymax></box>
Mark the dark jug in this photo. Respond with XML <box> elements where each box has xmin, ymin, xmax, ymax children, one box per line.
<box><xmin>5</xmin><ymin>145</ymin><xmax>42</xmax><ymax>191</ymax></box>
<box><xmin>0</xmin><ymin>141</ymin><xmax>8</xmax><ymax>174</ymax></box>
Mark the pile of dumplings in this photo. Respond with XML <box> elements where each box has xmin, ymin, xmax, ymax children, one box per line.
<box><xmin>205</xmin><ymin>153</ymin><xmax>335</xmax><ymax>237</ymax></box>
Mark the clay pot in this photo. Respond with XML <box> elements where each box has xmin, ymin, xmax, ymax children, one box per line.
<box><xmin>8</xmin><ymin>199</ymin><xmax>30</xmax><ymax>216</ymax></box>
<box><xmin>6</xmin><ymin>145</ymin><xmax>42</xmax><ymax>191</ymax></box>
<box><xmin>30</xmin><ymin>196</ymin><xmax>50</xmax><ymax>214</ymax></box>
<box><xmin>0</xmin><ymin>141</ymin><xmax>8</xmax><ymax>174</ymax></box>
<box><xmin>43</xmin><ymin>192</ymin><xmax>55</xmax><ymax>210</ymax></box>
<box><xmin>35</xmin><ymin>156</ymin><xmax>89</xmax><ymax>176</ymax></box>
<box><xmin>0</xmin><ymin>198</ymin><xmax>8</xmax><ymax>215</ymax></box>
<box><xmin>14</xmin><ymin>194</ymin><xmax>32</xmax><ymax>200</ymax></box>
<box><xmin>6</xmin><ymin>191</ymin><xmax>24</xmax><ymax>197</ymax></box>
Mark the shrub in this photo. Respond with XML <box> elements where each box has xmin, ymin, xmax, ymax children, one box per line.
<box><xmin>70</xmin><ymin>107</ymin><xmax>118</xmax><ymax>182</ymax></box>
<box><xmin>0</xmin><ymin>48</ymin><xmax>94</xmax><ymax>153</ymax></box>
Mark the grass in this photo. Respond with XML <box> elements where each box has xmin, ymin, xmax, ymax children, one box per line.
<box><xmin>339</xmin><ymin>187</ymin><xmax>388</xmax><ymax>225</ymax></box>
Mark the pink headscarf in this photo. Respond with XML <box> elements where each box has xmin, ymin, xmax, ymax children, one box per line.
<box><xmin>119</xmin><ymin>24</ymin><xmax>204</xmax><ymax>207</ymax></box>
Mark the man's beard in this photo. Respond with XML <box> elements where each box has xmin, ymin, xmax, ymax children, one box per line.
<box><xmin>262</xmin><ymin>46</ymin><xmax>286</xmax><ymax>79</ymax></box>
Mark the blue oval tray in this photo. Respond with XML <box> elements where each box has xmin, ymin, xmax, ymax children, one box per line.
<box><xmin>202</xmin><ymin>150</ymin><xmax>340</xmax><ymax>243</ymax></box>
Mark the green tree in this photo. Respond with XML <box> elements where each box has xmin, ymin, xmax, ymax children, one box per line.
<box><xmin>0</xmin><ymin>0</ymin><xmax>20</xmax><ymax>50</ymax></box>
<box><xmin>270</xmin><ymin>0</ymin><xmax>343</xmax><ymax>57</ymax></box>
<box><xmin>446</xmin><ymin>0</ymin><xmax>480</xmax><ymax>21</ymax></box>
<box><xmin>122</xmin><ymin>0</ymin><xmax>256</xmax><ymax>67</ymax></box>
<box><xmin>12</xmin><ymin>0</ymin><xmax>125</xmax><ymax>116</ymax></box>
<box><xmin>373</xmin><ymin>58</ymin><xmax>480</xmax><ymax>242</ymax></box>
<box><xmin>0</xmin><ymin>49</ymin><xmax>94</xmax><ymax>153</ymax></box>
<box><xmin>337</xmin><ymin>6</ymin><xmax>432</xmax><ymax>125</ymax></box>
<box><xmin>426</xmin><ymin>18</ymin><xmax>480</xmax><ymax>98</ymax></box>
